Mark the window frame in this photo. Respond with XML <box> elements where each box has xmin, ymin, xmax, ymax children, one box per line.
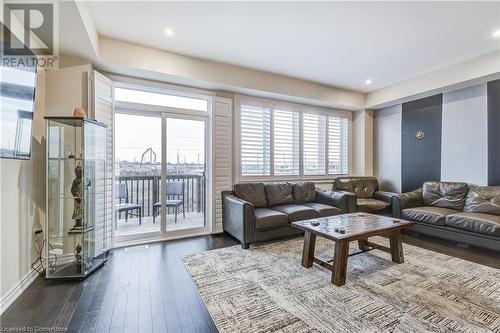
<box><xmin>112</xmin><ymin>77</ymin><xmax>214</xmax><ymax>118</ymax></box>
<box><xmin>235</xmin><ymin>94</ymin><xmax>352</xmax><ymax>183</ymax></box>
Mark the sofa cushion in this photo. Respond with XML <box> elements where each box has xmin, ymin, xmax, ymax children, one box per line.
<box><xmin>302</xmin><ymin>202</ymin><xmax>341</xmax><ymax>217</ymax></box>
<box><xmin>422</xmin><ymin>181</ymin><xmax>468</xmax><ymax>211</ymax></box>
<box><xmin>357</xmin><ymin>198</ymin><xmax>390</xmax><ymax>212</ymax></box>
<box><xmin>265</xmin><ymin>183</ymin><xmax>293</xmax><ymax>207</ymax></box>
<box><xmin>272</xmin><ymin>204</ymin><xmax>317</xmax><ymax>222</ymax></box>
<box><xmin>445</xmin><ymin>213</ymin><xmax>500</xmax><ymax>236</ymax></box>
<box><xmin>464</xmin><ymin>186</ymin><xmax>500</xmax><ymax>216</ymax></box>
<box><xmin>234</xmin><ymin>183</ymin><xmax>267</xmax><ymax>208</ymax></box>
<box><xmin>402</xmin><ymin>206</ymin><xmax>459</xmax><ymax>226</ymax></box>
<box><xmin>254</xmin><ymin>208</ymin><xmax>289</xmax><ymax>230</ymax></box>
<box><xmin>293</xmin><ymin>182</ymin><xmax>316</xmax><ymax>204</ymax></box>
<box><xmin>334</xmin><ymin>177</ymin><xmax>379</xmax><ymax>198</ymax></box>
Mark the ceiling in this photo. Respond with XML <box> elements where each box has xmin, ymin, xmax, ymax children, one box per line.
<box><xmin>87</xmin><ymin>1</ymin><xmax>500</xmax><ymax>93</ymax></box>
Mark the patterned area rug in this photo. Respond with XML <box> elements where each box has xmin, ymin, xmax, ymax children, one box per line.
<box><xmin>182</xmin><ymin>237</ymin><xmax>500</xmax><ymax>333</ymax></box>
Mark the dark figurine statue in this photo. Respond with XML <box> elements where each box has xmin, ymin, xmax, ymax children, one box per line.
<box><xmin>75</xmin><ymin>243</ymin><xmax>82</xmax><ymax>273</ymax></box>
<box><xmin>70</xmin><ymin>163</ymin><xmax>84</xmax><ymax>230</ymax></box>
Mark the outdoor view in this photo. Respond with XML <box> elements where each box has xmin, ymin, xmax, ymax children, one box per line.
<box><xmin>114</xmin><ymin>113</ymin><xmax>206</xmax><ymax>237</ymax></box>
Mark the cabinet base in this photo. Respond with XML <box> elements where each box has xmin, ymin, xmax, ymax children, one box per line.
<box><xmin>45</xmin><ymin>258</ymin><xmax>107</xmax><ymax>281</ymax></box>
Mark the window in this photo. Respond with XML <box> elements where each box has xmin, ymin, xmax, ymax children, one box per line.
<box><xmin>114</xmin><ymin>87</ymin><xmax>208</xmax><ymax>111</ymax></box>
<box><xmin>273</xmin><ymin>110</ymin><xmax>300</xmax><ymax>175</ymax></box>
<box><xmin>303</xmin><ymin>113</ymin><xmax>326</xmax><ymax>175</ymax></box>
<box><xmin>239</xmin><ymin>97</ymin><xmax>349</xmax><ymax>179</ymax></box>
<box><xmin>240</xmin><ymin>105</ymin><xmax>271</xmax><ymax>176</ymax></box>
<box><xmin>328</xmin><ymin>116</ymin><xmax>349</xmax><ymax>175</ymax></box>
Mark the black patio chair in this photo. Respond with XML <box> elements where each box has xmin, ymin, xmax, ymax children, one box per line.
<box><xmin>153</xmin><ymin>181</ymin><xmax>185</xmax><ymax>224</ymax></box>
<box><xmin>115</xmin><ymin>183</ymin><xmax>142</xmax><ymax>225</ymax></box>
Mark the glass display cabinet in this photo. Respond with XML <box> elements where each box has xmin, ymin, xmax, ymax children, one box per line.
<box><xmin>45</xmin><ymin>117</ymin><xmax>107</xmax><ymax>280</ymax></box>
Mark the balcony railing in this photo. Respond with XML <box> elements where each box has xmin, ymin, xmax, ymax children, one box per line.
<box><xmin>116</xmin><ymin>174</ymin><xmax>205</xmax><ymax>217</ymax></box>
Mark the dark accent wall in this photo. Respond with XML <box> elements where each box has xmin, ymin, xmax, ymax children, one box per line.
<box><xmin>488</xmin><ymin>79</ymin><xmax>500</xmax><ymax>186</ymax></box>
<box><xmin>401</xmin><ymin>94</ymin><xmax>442</xmax><ymax>192</ymax></box>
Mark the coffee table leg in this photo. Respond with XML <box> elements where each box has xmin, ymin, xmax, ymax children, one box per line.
<box><xmin>301</xmin><ymin>231</ymin><xmax>316</xmax><ymax>268</ymax></box>
<box><xmin>389</xmin><ymin>230</ymin><xmax>404</xmax><ymax>263</ymax></box>
<box><xmin>358</xmin><ymin>239</ymin><xmax>370</xmax><ymax>251</ymax></box>
<box><xmin>332</xmin><ymin>240</ymin><xmax>349</xmax><ymax>286</ymax></box>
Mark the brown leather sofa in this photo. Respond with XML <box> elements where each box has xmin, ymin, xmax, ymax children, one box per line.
<box><xmin>332</xmin><ymin>176</ymin><xmax>394</xmax><ymax>213</ymax></box>
<box><xmin>393</xmin><ymin>181</ymin><xmax>500</xmax><ymax>251</ymax></box>
<box><xmin>222</xmin><ymin>182</ymin><xmax>352</xmax><ymax>248</ymax></box>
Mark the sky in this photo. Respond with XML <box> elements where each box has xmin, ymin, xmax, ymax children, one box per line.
<box><xmin>115</xmin><ymin>113</ymin><xmax>205</xmax><ymax>164</ymax></box>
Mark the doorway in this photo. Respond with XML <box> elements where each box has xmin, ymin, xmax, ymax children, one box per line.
<box><xmin>113</xmin><ymin>86</ymin><xmax>210</xmax><ymax>245</ymax></box>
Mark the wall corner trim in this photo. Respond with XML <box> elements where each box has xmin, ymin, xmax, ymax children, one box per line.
<box><xmin>0</xmin><ymin>270</ymin><xmax>39</xmax><ymax>315</ymax></box>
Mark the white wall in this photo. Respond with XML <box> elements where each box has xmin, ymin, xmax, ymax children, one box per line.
<box><xmin>0</xmin><ymin>70</ymin><xmax>46</xmax><ymax>311</ymax></box>
<box><xmin>366</xmin><ymin>50</ymin><xmax>500</xmax><ymax>109</ymax></box>
<box><xmin>352</xmin><ymin>109</ymin><xmax>373</xmax><ymax>176</ymax></box>
<box><xmin>45</xmin><ymin>64</ymin><xmax>92</xmax><ymax>117</ymax></box>
<box><xmin>97</xmin><ymin>37</ymin><xmax>365</xmax><ymax>111</ymax></box>
<box><xmin>373</xmin><ymin>105</ymin><xmax>402</xmax><ymax>192</ymax></box>
<box><xmin>441</xmin><ymin>84</ymin><xmax>488</xmax><ymax>185</ymax></box>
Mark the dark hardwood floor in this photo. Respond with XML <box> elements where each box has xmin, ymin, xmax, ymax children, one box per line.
<box><xmin>1</xmin><ymin>232</ymin><xmax>498</xmax><ymax>333</ymax></box>
<box><xmin>0</xmin><ymin>234</ymin><xmax>238</xmax><ymax>333</ymax></box>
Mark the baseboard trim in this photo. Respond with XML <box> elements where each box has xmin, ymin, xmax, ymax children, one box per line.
<box><xmin>0</xmin><ymin>269</ymin><xmax>40</xmax><ymax>315</ymax></box>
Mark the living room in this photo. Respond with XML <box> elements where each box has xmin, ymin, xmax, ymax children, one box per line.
<box><xmin>1</xmin><ymin>1</ymin><xmax>499</xmax><ymax>332</ymax></box>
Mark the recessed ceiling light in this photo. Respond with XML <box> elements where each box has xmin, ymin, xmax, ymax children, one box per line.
<box><xmin>165</xmin><ymin>28</ymin><xmax>174</xmax><ymax>36</ymax></box>
<box><xmin>493</xmin><ymin>29</ymin><xmax>500</xmax><ymax>38</ymax></box>
<box><xmin>365</xmin><ymin>79</ymin><xmax>372</xmax><ymax>85</ymax></box>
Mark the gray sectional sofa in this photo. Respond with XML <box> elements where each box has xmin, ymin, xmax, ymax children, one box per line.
<box><xmin>222</xmin><ymin>182</ymin><xmax>352</xmax><ymax>248</ymax></box>
<box><xmin>393</xmin><ymin>181</ymin><xmax>500</xmax><ymax>251</ymax></box>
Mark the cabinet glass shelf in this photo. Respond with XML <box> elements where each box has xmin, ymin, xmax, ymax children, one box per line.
<box><xmin>45</xmin><ymin>117</ymin><xmax>107</xmax><ymax>280</ymax></box>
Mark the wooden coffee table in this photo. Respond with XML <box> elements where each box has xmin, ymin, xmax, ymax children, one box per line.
<box><xmin>292</xmin><ymin>213</ymin><xmax>415</xmax><ymax>286</ymax></box>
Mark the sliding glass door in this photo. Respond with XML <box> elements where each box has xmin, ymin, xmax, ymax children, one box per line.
<box><xmin>165</xmin><ymin>116</ymin><xmax>206</xmax><ymax>231</ymax></box>
<box><xmin>115</xmin><ymin>113</ymin><xmax>162</xmax><ymax>238</ymax></box>
<box><xmin>114</xmin><ymin>111</ymin><xmax>207</xmax><ymax>244</ymax></box>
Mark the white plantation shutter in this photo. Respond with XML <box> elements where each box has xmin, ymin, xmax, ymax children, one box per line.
<box><xmin>273</xmin><ymin>110</ymin><xmax>300</xmax><ymax>175</ymax></box>
<box><xmin>237</xmin><ymin>96</ymin><xmax>350</xmax><ymax>179</ymax></box>
<box><xmin>92</xmin><ymin>70</ymin><xmax>113</xmax><ymax>250</ymax></box>
<box><xmin>328</xmin><ymin>116</ymin><xmax>349</xmax><ymax>174</ymax></box>
<box><xmin>213</xmin><ymin>97</ymin><xmax>232</xmax><ymax>233</ymax></box>
<box><xmin>303</xmin><ymin>113</ymin><xmax>326</xmax><ymax>175</ymax></box>
<box><xmin>340</xmin><ymin>117</ymin><xmax>348</xmax><ymax>173</ymax></box>
<box><xmin>240</xmin><ymin>105</ymin><xmax>271</xmax><ymax>176</ymax></box>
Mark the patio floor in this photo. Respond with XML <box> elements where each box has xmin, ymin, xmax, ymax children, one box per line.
<box><xmin>115</xmin><ymin>212</ymin><xmax>205</xmax><ymax>237</ymax></box>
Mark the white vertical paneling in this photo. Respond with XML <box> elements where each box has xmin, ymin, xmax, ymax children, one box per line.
<box><xmin>212</xmin><ymin>97</ymin><xmax>232</xmax><ymax>233</ymax></box>
<box><xmin>328</xmin><ymin>116</ymin><xmax>349</xmax><ymax>175</ymax></box>
<box><xmin>441</xmin><ymin>84</ymin><xmax>488</xmax><ymax>185</ymax></box>
<box><xmin>240</xmin><ymin>105</ymin><xmax>271</xmax><ymax>176</ymax></box>
<box><xmin>92</xmin><ymin>71</ymin><xmax>114</xmax><ymax>249</ymax></box>
<box><xmin>273</xmin><ymin>110</ymin><xmax>300</xmax><ymax>175</ymax></box>
<box><xmin>373</xmin><ymin>105</ymin><xmax>402</xmax><ymax>192</ymax></box>
<box><xmin>303</xmin><ymin>113</ymin><xmax>326</xmax><ymax>175</ymax></box>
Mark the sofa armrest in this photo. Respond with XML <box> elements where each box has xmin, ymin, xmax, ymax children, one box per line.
<box><xmin>392</xmin><ymin>188</ymin><xmax>423</xmax><ymax>218</ymax></box>
<box><xmin>330</xmin><ymin>190</ymin><xmax>358</xmax><ymax>213</ymax></box>
<box><xmin>374</xmin><ymin>191</ymin><xmax>397</xmax><ymax>204</ymax></box>
<box><xmin>221</xmin><ymin>191</ymin><xmax>255</xmax><ymax>248</ymax></box>
<box><xmin>316</xmin><ymin>189</ymin><xmax>356</xmax><ymax>213</ymax></box>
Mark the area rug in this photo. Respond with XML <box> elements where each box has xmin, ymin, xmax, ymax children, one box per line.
<box><xmin>182</xmin><ymin>236</ymin><xmax>500</xmax><ymax>333</ymax></box>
